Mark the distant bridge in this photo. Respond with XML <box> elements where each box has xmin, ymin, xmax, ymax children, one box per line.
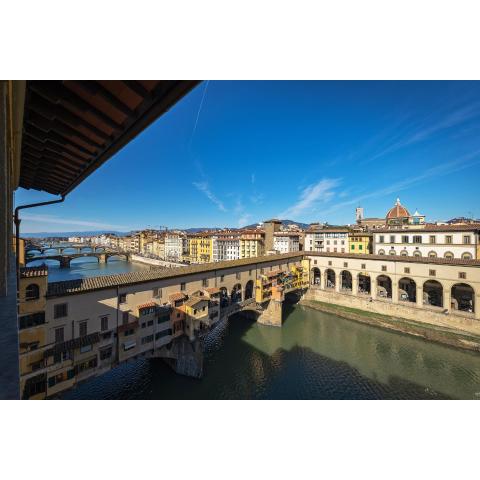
<box><xmin>26</xmin><ymin>243</ymin><xmax>107</xmax><ymax>256</ymax></box>
<box><xmin>25</xmin><ymin>251</ymin><xmax>130</xmax><ymax>268</ymax></box>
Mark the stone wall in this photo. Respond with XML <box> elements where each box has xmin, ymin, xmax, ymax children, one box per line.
<box><xmin>304</xmin><ymin>288</ymin><xmax>480</xmax><ymax>337</ymax></box>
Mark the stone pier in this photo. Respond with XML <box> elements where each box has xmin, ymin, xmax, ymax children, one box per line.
<box><xmin>157</xmin><ymin>336</ymin><xmax>204</xmax><ymax>378</ymax></box>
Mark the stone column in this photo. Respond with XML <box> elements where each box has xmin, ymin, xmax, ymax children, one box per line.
<box><xmin>416</xmin><ymin>285</ymin><xmax>423</xmax><ymax>308</ymax></box>
<box><xmin>392</xmin><ymin>279</ymin><xmax>399</xmax><ymax>303</ymax></box>
<box><xmin>351</xmin><ymin>274</ymin><xmax>358</xmax><ymax>297</ymax></box>
<box><xmin>443</xmin><ymin>285</ymin><xmax>451</xmax><ymax>312</ymax></box>
<box><xmin>257</xmin><ymin>299</ymin><xmax>283</xmax><ymax>327</ymax></box>
<box><xmin>371</xmin><ymin>277</ymin><xmax>377</xmax><ymax>300</ymax></box>
<box><xmin>335</xmin><ymin>272</ymin><xmax>341</xmax><ymax>293</ymax></box>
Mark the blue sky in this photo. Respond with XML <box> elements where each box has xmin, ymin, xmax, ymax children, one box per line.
<box><xmin>16</xmin><ymin>81</ymin><xmax>480</xmax><ymax>233</ymax></box>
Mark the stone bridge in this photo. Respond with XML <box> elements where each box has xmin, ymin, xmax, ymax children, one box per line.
<box><xmin>25</xmin><ymin>251</ymin><xmax>130</xmax><ymax>268</ymax></box>
<box><xmin>26</xmin><ymin>244</ymin><xmax>107</xmax><ymax>256</ymax></box>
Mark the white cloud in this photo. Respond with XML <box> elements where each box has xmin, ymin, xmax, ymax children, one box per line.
<box><xmin>279</xmin><ymin>178</ymin><xmax>340</xmax><ymax>218</ymax></box>
<box><xmin>192</xmin><ymin>181</ymin><xmax>227</xmax><ymax>212</ymax></box>
<box><xmin>321</xmin><ymin>150</ymin><xmax>480</xmax><ymax>218</ymax></box>
<box><xmin>21</xmin><ymin>214</ymin><xmax>129</xmax><ymax>231</ymax></box>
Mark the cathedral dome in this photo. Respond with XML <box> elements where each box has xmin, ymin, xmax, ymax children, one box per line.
<box><xmin>386</xmin><ymin>198</ymin><xmax>410</xmax><ymax>220</ymax></box>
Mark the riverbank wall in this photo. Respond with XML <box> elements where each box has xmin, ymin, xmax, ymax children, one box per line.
<box><xmin>301</xmin><ymin>290</ymin><xmax>480</xmax><ymax>353</ymax></box>
<box><xmin>130</xmin><ymin>254</ymin><xmax>185</xmax><ymax>268</ymax></box>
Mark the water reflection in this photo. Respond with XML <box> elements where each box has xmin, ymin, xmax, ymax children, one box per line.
<box><xmin>63</xmin><ymin>303</ymin><xmax>480</xmax><ymax>400</ymax></box>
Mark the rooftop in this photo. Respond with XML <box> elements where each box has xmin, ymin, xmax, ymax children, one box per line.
<box><xmin>46</xmin><ymin>252</ymin><xmax>303</xmax><ymax>297</ymax></box>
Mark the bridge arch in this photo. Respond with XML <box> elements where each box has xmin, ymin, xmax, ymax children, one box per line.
<box><xmin>231</xmin><ymin>284</ymin><xmax>242</xmax><ymax>303</ymax></box>
<box><xmin>106</xmin><ymin>253</ymin><xmax>129</xmax><ymax>262</ymax></box>
<box><xmin>325</xmin><ymin>269</ymin><xmax>336</xmax><ymax>289</ymax></box>
<box><xmin>376</xmin><ymin>274</ymin><xmax>392</xmax><ymax>299</ymax></box>
<box><xmin>358</xmin><ymin>273</ymin><xmax>371</xmax><ymax>295</ymax></box>
<box><xmin>340</xmin><ymin>270</ymin><xmax>352</xmax><ymax>292</ymax></box>
<box><xmin>398</xmin><ymin>277</ymin><xmax>416</xmax><ymax>302</ymax></box>
<box><xmin>244</xmin><ymin>280</ymin><xmax>254</xmax><ymax>300</ymax></box>
<box><xmin>423</xmin><ymin>279</ymin><xmax>443</xmax><ymax>307</ymax></box>
<box><xmin>311</xmin><ymin>267</ymin><xmax>321</xmax><ymax>286</ymax></box>
<box><xmin>451</xmin><ymin>283</ymin><xmax>475</xmax><ymax>313</ymax></box>
<box><xmin>70</xmin><ymin>255</ymin><xmax>100</xmax><ymax>266</ymax></box>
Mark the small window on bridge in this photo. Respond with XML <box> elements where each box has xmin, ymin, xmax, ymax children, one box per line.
<box><xmin>119</xmin><ymin>293</ymin><xmax>127</xmax><ymax>304</ymax></box>
<box><xmin>54</xmin><ymin>303</ymin><xmax>68</xmax><ymax>319</ymax></box>
<box><xmin>181</xmin><ymin>283</ymin><xmax>186</xmax><ymax>291</ymax></box>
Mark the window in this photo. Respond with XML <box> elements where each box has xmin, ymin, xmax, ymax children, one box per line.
<box><xmin>119</xmin><ymin>293</ymin><xmax>127</xmax><ymax>303</ymax></box>
<box><xmin>379</xmin><ymin>236</ymin><xmax>384</xmax><ymax>243</ymax></box>
<box><xmin>54</xmin><ymin>303</ymin><xmax>68</xmax><ymax>319</ymax></box>
<box><xmin>220</xmin><ymin>275</ymin><xmax>224</xmax><ymax>282</ymax></box>
<box><xmin>100</xmin><ymin>346</ymin><xmax>112</xmax><ymax>360</ymax></box>
<box><xmin>181</xmin><ymin>282</ymin><xmax>186</xmax><ymax>291</ymax></box>
<box><xmin>413</xmin><ymin>251</ymin><xmax>422</xmax><ymax>257</ymax></box>
<box><xmin>462</xmin><ymin>252</ymin><xmax>472</xmax><ymax>260</ymax></box>
<box><xmin>249</xmin><ymin>269</ymin><xmax>252</xmax><ymax>276</ymax></box>
<box><xmin>459</xmin><ymin>272</ymin><xmax>467</xmax><ymax>279</ymax></box>
<box><xmin>19</xmin><ymin>312</ymin><xmax>45</xmax><ymax>330</ymax></box>
<box><xmin>390</xmin><ymin>236</ymin><xmax>395</xmax><ymax>243</ymax></box>
<box><xmin>361</xmin><ymin>263</ymin><xmax>366</xmax><ymax>270</ymax></box>
<box><xmin>236</xmin><ymin>272</ymin><xmax>241</xmax><ymax>280</ymax></box>
<box><xmin>124</xmin><ymin>328</ymin><xmax>135</xmax><ymax>337</ymax></box>
<box><xmin>141</xmin><ymin>335</ymin><xmax>154</xmax><ymax>345</ymax></box>
<box><xmin>100</xmin><ymin>316</ymin><xmax>108</xmax><ymax>331</ymax></box>
<box><xmin>122</xmin><ymin>311</ymin><xmax>129</xmax><ymax>324</ymax></box>
<box><xmin>381</xmin><ymin>265</ymin><xmax>387</xmax><ymax>272</ymax></box>
<box><xmin>328</xmin><ymin>261</ymin><xmax>332</xmax><ymax>266</ymax></box>
<box><xmin>402</xmin><ymin>235</ymin><xmax>409</xmax><ymax>243</ymax></box>
<box><xmin>79</xmin><ymin>321</ymin><xmax>87</xmax><ymax>337</ymax></box>
<box><xmin>400</xmin><ymin>250</ymin><xmax>408</xmax><ymax>256</ymax></box>
<box><xmin>358</xmin><ymin>245</ymin><xmax>363</xmax><ymax>251</ymax></box>
<box><xmin>80</xmin><ymin>344</ymin><xmax>92</xmax><ymax>353</ymax></box>
<box><xmin>147</xmin><ymin>320</ymin><xmax>154</xmax><ymax>327</ymax></box>
<box><xmin>202</xmin><ymin>278</ymin><xmax>209</xmax><ymax>287</ymax></box>
<box><xmin>444</xmin><ymin>252</ymin><xmax>454</xmax><ymax>259</ymax></box>
<box><xmin>343</xmin><ymin>262</ymin><xmax>348</xmax><ymax>268</ymax></box>
<box><xmin>429</xmin><ymin>269</ymin><xmax>436</xmax><ymax>276</ymax></box>
<box><xmin>428</xmin><ymin>251</ymin><xmax>437</xmax><ymax>258</ymax></box>
<box><xmin>25</xmin><ymin>283</ymin><xmax>40</xmax><ymax>301</ymax></box>
<box><xmin>413</xmin><ymin>236</ymin><xmax>422</xmax><ymax>244</ymax></box>
<box><xmin>378</xmin><ymin>249</ymin><xmax>385</xmax><ymax>255</ymax></box>
<box><xmin>314</xmin><ymin>260</ymin><xmax>317</xmax><ymax>265</ymax></box>
<box><xmin>389</xmin><ymin>250</ymin><xmax>396</xmax><ymax>255</ymax></box>
<box><xmin>463</xmin><ymin>235</ymin><xmax>471</xmax><ymax>244</ymax></box>
<box><xmin>155</xmin><ymin>329</ymin><xmax>172</xmax><ymax>340</ymax></box>
<box><xmin>55</xmin><ymin>327</ymin><xmax>64</xmax><ymax>344</ymax></box>
<box><xmin>429</xmin><ymin>235</ymin><xmax>436</xmax><ymax>244</ymax></box>
<box><xmin>404</xmin><ymin>267</ymin><xmax>410</xmax><ymax>274</ymax></box>
<box><xmin>351</xmin><ymin>245</ymin><xmax>355</xmax><ymax>250</ymax></box>
<box><xmin>153</xmin><ymin>287</ymin><xmax>162</xmax><ymax>298</ymax></box>
<box><xmin>445</xmin><ymin>235</ymin><xmax>453</xmax><ymax>244</ymax></box>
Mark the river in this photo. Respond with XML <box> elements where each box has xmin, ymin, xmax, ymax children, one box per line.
<box><xmin>62</xmin><ymin>302</ymin><xmax>480</xmax><ymax>400</ymax></box>
<box><xmin>26</xmin><ymin>245</ymin><xmax>150</xmax><ymax>282</ymax></box>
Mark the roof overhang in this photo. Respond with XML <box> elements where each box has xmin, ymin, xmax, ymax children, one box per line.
<box><xmin>19</xmin><ymin>80</ymin><xmax>200</xmax><ymax>195</ymax></box>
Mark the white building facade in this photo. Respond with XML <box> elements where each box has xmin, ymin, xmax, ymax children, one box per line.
<box><xmin>304</xmin><ymin>228</ymin><xmax>349</xmax><ymax>253</ymax></box>
<box><xmin>373</xmin><ymin>226</ymin><xmax>480</xmax><ymax>260</ymax></box>
<box><xmin>273</xmin><ymin>233</ymin><xmax>300</xmax><ymax>253</ymax></box>
<box><xmin>164</xmin><ymin>233</ymin><xmax>183</xmax><ymax>261</ymax></box>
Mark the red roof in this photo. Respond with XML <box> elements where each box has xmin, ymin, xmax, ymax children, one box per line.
<box><xmin>138</xmin><ymin>301</ymin><xmax>156</xmax><ymax>310</ymax></box>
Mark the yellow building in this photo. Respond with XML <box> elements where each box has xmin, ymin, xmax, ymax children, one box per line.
<box><xmin>18</xmin><ymin>266</ymin><xmax>49</xmax><ymax>399</ymax></box>
<box><xmin>240</xmin><ymin>231</ymin><xmax>264</xmax><ymax>259</ymax></box>
<box><xmin>187</xmin><ymin>234</ymin><xmax>213</xmax><ymax>263</ymax></box>
<box><xmin>348</xmin><ymin>233</ymin><xmax>372</xmax><ymax>254</ymax></box>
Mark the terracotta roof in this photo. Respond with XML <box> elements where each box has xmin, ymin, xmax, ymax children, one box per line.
<box><xmin>205</xmin><ymin>287</ymin><xmax>220</xmax><ymax>295</ymax></box>
<box><xmin>185</xmin><ymin>297</ymin><xmax>207</xmax><ymax>307</ymax></box>
<box><xmin>374</xmin><ymin>224</ymin><xmax>480</xmax><ymax>233</ymax></box>
<box><xmin>138</xmin><ymin>301</ymin><xmax>156</xmax><ymax>310</ymax></box>
<box><xmin>306</xmin><ymin>251</ymin><xmax>480</xmax><ymax>266</ymax></box>
<box><xmin>20</xmin><ymin>266</ymin><xmax>48</xmax><ymax>278</ymax></box>
<box><xmin>386</xmin><ymin>199</ymin><xmax>410</xmax><ymax>219</ymax></box>
<box><xmin>169</xmin><ymin>292</ymin><xmax>187</xmax><ymax>302</ymax></box>
<box><xmin>46</xmin><ymin>252</ymin><xmax>304</xmax><ymax>297</ymax></box>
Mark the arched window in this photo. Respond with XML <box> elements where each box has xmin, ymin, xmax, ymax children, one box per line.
<box><xmin>400</xmin><ymin>250</ymin><xmax>408</xmax><ymax>256</ymax></box>
<box><xmin>378</xmin><ymin>249</ymin><xmax>385</xmax><ymax>255</ymax></box>
<box><xmin>389</xmin><ymin>249</ymin><xmax>396</xmax><ymax>255</ymax></box>
<box><xmin>428</xmin><ymin>251</ymin><xmax>437</xmax><ymax>258</ymax></box>
<box><xmin>444</xmin><ymin>252</ymin><xmax>454</xmax><ymax>260</ymax></box>
<box><xmin>462</xmin><ymin>252</ymin><xmax>472</xmax><ymax>260</ymax></box>
<box><xmin>413</xmin><ymin>251</ymin><xmax>422</xmax><ymax>257</ymax></box>
<box><xmin>25</xmin><ymin>283</ymin><xmax>40</xmax><ymax>301</ymax></box>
